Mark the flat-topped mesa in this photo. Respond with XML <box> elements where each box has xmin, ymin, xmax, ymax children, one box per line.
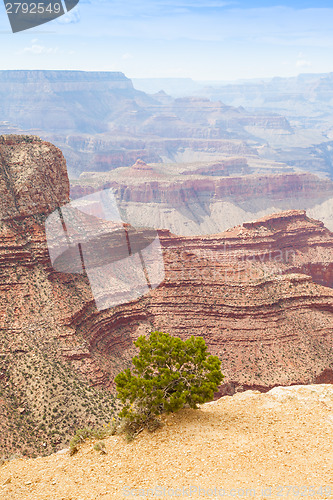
<box><xmin>71</xmin><ymin>171</ymin><xmax>333</xmax><ymax>208</ymax></box>
<box><xmin>242</xmin><ymin>209</ymin><xmax>325</xmax><ymax>231</ymax></box>
<box><xmin>0</xmin><ymin>70</ymin><xmax>133</xmax><ymax>90</ymax></box>
<box><xmin>183</xmin><ymin>158</ymin><xmax>250</xmax><ymax>176</ymax></box>
<box><xmin>0</xmin><ymin>134</ymin><xmax>69</xmax><ymax>219</ymax></box>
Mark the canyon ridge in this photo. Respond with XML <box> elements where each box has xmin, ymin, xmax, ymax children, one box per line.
<box><xmin>1</xmin><ymin>135</ymin><xmax>333</xmax><ymax>458</ymax></box>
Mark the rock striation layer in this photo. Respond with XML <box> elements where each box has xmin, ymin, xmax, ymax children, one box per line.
<box><xmin>75</xmin><ymin>209</ymin><xmax>333</xmax><ymax>396</ymax></box>
<box><xmin>1</xmin><ymin>135</ymin><xmax>333</xmax><ymax>457</ymax></box>
<box><xmin>0</xmin><ymin>135</ymin><xmax>117</xmax><ymax>458</ymax></box>
<box><xmin>71</xmin><ymin>162</ymin><xmax>333</xmax><ymax>234</ymax></box>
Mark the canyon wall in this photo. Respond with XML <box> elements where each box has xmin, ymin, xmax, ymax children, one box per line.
<box><xmin>1</xmin><ymin>135</ymin><xmax>333</xmax><ymax>457</ymax></box>
<box><xmin>0</xmin><ymin>135</ymin><xmax>118</xmax><ymax>458</ymax></box>
<box><xmin>0</xmin><ymin>70</ymin><xmax>300</xmax><ymax>177</ymax></box>
<box><xmin>70</xmin><ymin>209</ymin><xmax>333</xmax><ymax>398</ymax></box>
<box><xmin>71</xmin><ymin>163</ymin><xmax>333</xmax><ymax>234</ymax></box>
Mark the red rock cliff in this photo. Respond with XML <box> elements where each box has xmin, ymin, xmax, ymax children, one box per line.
<box><xmin>0</xmin><ymin>135</ymin><xmax>117</xmax><ymax>458</ymax></box>
<box><xmin>1</xmin><ymin>137</ymin><xmax>333</xmax><ymax>458</ymax></box>
<box><xmin>70</xmin><ymin>166</ymin><xmax>333</xmax><ymax>206</ymax></box>
<box><xmin>65</xmin><ymin>209</ymin><xmax>333</xmax><ymax>397</ymax></box>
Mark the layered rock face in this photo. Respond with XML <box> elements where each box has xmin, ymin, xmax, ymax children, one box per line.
<box><xmin>156</xmin><ymin>211</ymin><xmax>333</xmax><ymax>395</ymax></box>
<box><xmin>59</xmin><ymin>136</ymin><xmax>254</xmax><ymax>176</ymax></box>
<box><xmin>1</xmin><ymin>70</ymin><xmax>332</xmax><ymax>182</ymax></box>
<box><xmin>0</xmin><ymin>135</ymin><xmax>117</xmax><ymax>458</ymax></box>
<box><xmin>0</xmin><ymin>71</ymin><xmax>136</xmax><ymax>134</ymax></box>
<box><xmin>0</xmin><ymin>70</ymin><xmax>298</xmax><ymax>177</ymax></box>
<box><xmin>76</xmin><ymin>209</ymin><xmax>333</xmax><ymax>397</ymax></box>
<box><xmin>193</xmin><ymin>72</ymin><xmax>333</xmax><ymax>115</ymax></box>
<box><xmin>72</xmin><ymin>171</ymin><xmax>333</xmax><ymax>205</ymax></box>
<box><xmin>71</xmin><ymin>161</ymin><xmax>333</xmax><ymax>234</ymax></box>
<box><xmin>56</xmin><ymin>209</ymin><xmax>333</xmax><ymax>398</ymax></box>
<box><xmin>1</xmin><ymin>135</ymin><xmax>333</xmax><ymax>457</ymax></box>
<box><xmin>182</xmin><ymin>158</ymin><xmax>250</xmax><ymax>176</ymax></box>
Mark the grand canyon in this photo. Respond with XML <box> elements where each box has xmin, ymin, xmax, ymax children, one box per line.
<box><xmin>1</xmin><ymin>131</ymin><xmax>333</xmax><ymax>459</ymax></box>
<box><xmin>1</xmin><ymin>0</ymin><xmax>332</xmax><ymax>493</ymax></box>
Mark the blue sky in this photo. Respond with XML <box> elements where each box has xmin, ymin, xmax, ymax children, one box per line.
<box><xmin>0</xmin><ymin>0</ymin><xmax>332</xmax><ymax>80</ymax></box>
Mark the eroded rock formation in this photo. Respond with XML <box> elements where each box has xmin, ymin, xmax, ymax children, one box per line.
<box><xmin>70</xmin><ymin>209</ymin><xmax>333</xmax><ymax>397</ymax></box>
<box><xmin>71</xmin><ymin>161</ymin><xmax>333</xmax><ymax>234</ymax></box>
<box><xmin>0</xmin><ymin>136</ymin><xmax>117</xmax><ymax>458</ymax></box>
<box><xmin>1</xmin><ymin>135</ymin><xmax>333</xmax><ymax>458</ymax></box>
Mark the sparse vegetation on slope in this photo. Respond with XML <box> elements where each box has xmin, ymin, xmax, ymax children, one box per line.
<box><xmin>1</xmin><ymin>385</ymin><xmax>333</xmax><ymax>500</ymax></box>
<box><xmin>0</xmin><ymin>346</ymin><xmax>118</xmax><ymax>459</ymax></box>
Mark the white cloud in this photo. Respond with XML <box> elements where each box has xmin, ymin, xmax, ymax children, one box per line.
<box><xmin>296</xmin><ymin>53</ymin><xmax>312</xmax><ymax>68</ymax></box>
<box><xmin>296</xmin><ymin>59</ymin><xmax>312</xmax><ymax>68</ymax></box>
<box><xmin>22</xmin><ymin>44</ymin><xmax>58</xmax><ymax>54</ymax></box>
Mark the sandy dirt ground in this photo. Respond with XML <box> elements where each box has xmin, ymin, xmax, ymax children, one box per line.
<box><xmin>1</xmin><ymin>384</ymin><xmax>333</xmax><ymax>500</ymax></box>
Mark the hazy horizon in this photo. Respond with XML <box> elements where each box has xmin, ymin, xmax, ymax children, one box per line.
<box><xmin>1</xmin><ymin>68</ymin><xmax>331</xmax><ymax>83</ymax></box>
<box><xmin>0</xmin><ymin>1</ymin><xmax>332</xmax><ymax>81</ymax></box>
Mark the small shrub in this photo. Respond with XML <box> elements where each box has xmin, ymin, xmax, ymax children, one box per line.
<box><xmin>69</xmin><ymin>423</ymin><xmax>117</xmax><ymax>456</ymax></box>
<box><xmin>93</xmin><ymin>441</ymin><xmax>106</xmax><ymax>454</ymax></box>
<box><xmin>69</xmin><ymin>427</ymin><xmax>94</xmax><ymax>456</ymax></box>
<box><xmin>115</xmin><ymin>331</ymin><xmax>224</xmax><ymax>439</ymax></box>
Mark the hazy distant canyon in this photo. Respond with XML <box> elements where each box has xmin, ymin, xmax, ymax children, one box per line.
<box><xmin>1</xmin><ymin>69</ymin><xmax>333</xmax><ymax>236</ymax></box>
<box><xmin>0</xmin><ymin>70</ymin><xmax>332</xmax><ymax>180</ymax></box>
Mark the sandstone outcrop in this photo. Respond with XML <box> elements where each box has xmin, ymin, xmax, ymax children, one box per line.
<box><xmin>0</xmin><ymin>135</ymin><xmax>69</xmax><ymax>219</ymax></box>
<box><xmin>125</xmin><ymin>159</ymin><xmax>163</xmax><ymax>178</ymax></box>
